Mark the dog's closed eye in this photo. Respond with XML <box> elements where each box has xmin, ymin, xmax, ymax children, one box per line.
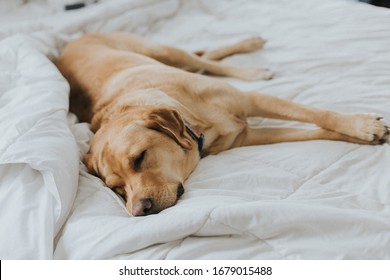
<box><xmin>133</xmin><ymin>150</ymin><xmax>146</xmax><ymax>170</ymax></box>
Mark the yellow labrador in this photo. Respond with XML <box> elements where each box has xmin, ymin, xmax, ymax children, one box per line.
<box><xmin>57</xmin><ymin>32</ymin><xmax>389</xmax><ymax>216</ymax></box>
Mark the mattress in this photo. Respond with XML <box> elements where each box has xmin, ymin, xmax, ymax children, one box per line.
<box><xmin>0</xmin><ymin>0</ymin><xmax>389</xmax><ymax>259</ymax></box>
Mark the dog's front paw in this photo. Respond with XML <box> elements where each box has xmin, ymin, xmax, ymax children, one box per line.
<box><xmin>358</xmin><ymin>114</ymin><xmax>389</xmax><ymax>144</ymax></box>
<box><xmin>338</xmin><ymin>113</ymin><xmax>390</xmax><ymax>144</ymax></box>
<box><xmin>369</xmin><ymin>116</ymin><xmax>390</xmax><ymax>144</ymax></box>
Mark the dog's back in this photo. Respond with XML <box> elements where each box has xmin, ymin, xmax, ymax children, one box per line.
<box><xmin>57</xmin><ymin>33</ymin><xmax>163</xmax><ymax>122</ymax></box>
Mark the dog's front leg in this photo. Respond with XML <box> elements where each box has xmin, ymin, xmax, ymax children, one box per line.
<box><xmin>241</xmin><ymin>91</ymin><xmax>389</xmax><ymax>145</ymax></box>
<box><xmin>234</xmin><ymin>126</ymin><xmax>370</xmax><ymax>147</ymax></box>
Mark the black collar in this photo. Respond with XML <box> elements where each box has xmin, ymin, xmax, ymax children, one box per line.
<box><xmin>185</xmin><ymin>124</ymin><xmax>204</xmax><ymax>155</ymax></box>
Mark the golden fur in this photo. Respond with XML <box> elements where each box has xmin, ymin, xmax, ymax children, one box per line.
<box><xmin>57</xmin><ymin>32</ymin><xmax>389</xmax><ymax>216</ymax></box>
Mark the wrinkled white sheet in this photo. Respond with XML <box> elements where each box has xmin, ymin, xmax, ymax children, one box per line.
<box><xmin>0</xmin><ymin>35</ymin><xmax>79</xmax><ymax>259</ymax></box>
<box><xmin>0</xmin><ymin>0</ymin><xmax>390</xmax><ymax>259</ymax></box>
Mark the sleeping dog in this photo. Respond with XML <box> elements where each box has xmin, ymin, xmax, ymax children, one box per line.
<box><xmin>57</xmin><ymin>32</ymin><xmax>389</xmax><ymax>216</ymax></box>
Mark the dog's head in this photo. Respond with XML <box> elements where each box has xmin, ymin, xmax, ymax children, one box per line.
<box><xmin>84</xmin><ymin>107</ymin><xmax>201</xmax><ymax>216</ymax></box>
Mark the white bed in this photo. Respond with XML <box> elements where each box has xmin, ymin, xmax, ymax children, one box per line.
<box><xmin>1</xmin><ymin>0</ymin><xmax>390</xmax><ymax>260</ymax></box>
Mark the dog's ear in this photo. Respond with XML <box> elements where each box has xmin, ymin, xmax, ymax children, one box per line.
<box><xmin>147</xmin><ymin>108</ymin><xmax>192</xmax><ymax>150</ymax></box>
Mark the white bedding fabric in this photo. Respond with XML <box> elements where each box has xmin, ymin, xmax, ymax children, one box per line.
<box><xmin>0</xmin><ymin>0</ymin><xmax>390</xmax><ymax>259</ymax></box>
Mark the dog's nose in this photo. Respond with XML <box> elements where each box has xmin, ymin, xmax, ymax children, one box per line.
<box><xmin>177</xmin><ymin>183</ymin><xmax>185</xmax><ymax>198</ymax></box>
<box><xmin>132</xmin><ymin>198</ymin><xmax>153</xmax><ymax>216</ymax></box>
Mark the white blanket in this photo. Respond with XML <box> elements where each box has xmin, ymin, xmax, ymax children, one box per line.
<box><xmin>0</xmin><ymin>0</ymin><xmax>390</xmax><ymax>259</ymax></box>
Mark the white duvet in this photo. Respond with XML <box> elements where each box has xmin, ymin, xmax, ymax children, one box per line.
<box><xmin>0</xmin><ymin>0</ymin><xmax>390</xmax><ymax>260</ymax></box>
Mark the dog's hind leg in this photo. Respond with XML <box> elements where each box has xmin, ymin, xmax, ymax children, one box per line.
<box><xmin>156</xmin><ymin>44</ymin><xmax>272</xmax><ymax>81</ymax></box>
<box><xmin>86</xmin><ymin>32</ymin><xmax>271</xmax><ymax>81</ymax></box>
<box><xmin>194</xmin><ymin>37</ymin><xmax>266</xmax><ymax>61</ymax></box>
